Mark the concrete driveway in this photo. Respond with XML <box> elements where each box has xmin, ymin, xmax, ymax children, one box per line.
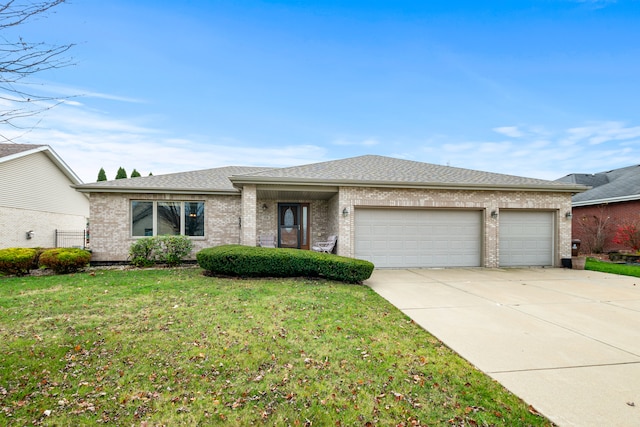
<box><xmin>366</xmin><ymin>268</ymin><xmax>640</xmax><ymax>427</ymax></box>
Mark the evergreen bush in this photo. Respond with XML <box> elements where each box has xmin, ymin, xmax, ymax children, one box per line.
<box><xmin>196</xmin><ymin>245</ymin><xmax>374</xmax><ymax>284</ymax></box>
<box><xmin>0</xmin><ymin>248</ymin><xmax>37</xmax><ymax>276</ymax></box>
<box><xmin>39</xmin><ymin>248</ymin><xmax>91</xmax><ymax>274</ymax></box>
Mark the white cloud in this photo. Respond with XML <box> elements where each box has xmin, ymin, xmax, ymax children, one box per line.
<box><xmin>416</xmin><ymin>122</ymin><xmax>640</xmax><ymax>180</ymax></box>
<box><xmin>4</xmin><ymin>91</ymin><xmax>639</xmax><ymax>185</ymax></box>
<box><xmin>1</xmin><ymin>101</ymin><xmax>327</xmax><ymax>183</ymax></box>
<box><xmin>493</xmin><ymin>126</ymin><xmax>524</xmax><ymax>138</ymax></box>
<box><xmin>566</xmin><ymin>121</ymin><xmax>640</xmax><ymax>145</ymax></box>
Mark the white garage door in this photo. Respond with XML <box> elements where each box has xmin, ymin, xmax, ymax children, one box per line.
<box><xmin>355</xmin><ymin>208</ymin><xmax>482</xmax><ymax>268</ymax></box>
<box><xmin>499</xmin><ymin>211</ymin><xmax>554</xmax><ymax>267</ymax></box>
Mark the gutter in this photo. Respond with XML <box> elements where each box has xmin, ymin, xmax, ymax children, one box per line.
<box><xmin>73</xmin><ymin>185</ymin><xmax>240</xmax><ymax>196</ymax></box>
<box><xmin>573</xmin><ymin>194</ymin><xmax>640</xmax><ymax>207</ymax></box>
<box><xmin>230</xmin><ymin>176</ymin><xmax>589</xmax><ymax>193</ymax></box>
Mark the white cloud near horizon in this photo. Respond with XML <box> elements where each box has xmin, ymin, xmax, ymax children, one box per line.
<box><xmin>3</xmin><ymin>98</ymin><xmax>639</xmax><ymax>183</ymax></box>
<box><xmin>431</xmin><ymin>121</ymin><xmax>640</xmax><ymax>179</ymax></box>
<box><xmin>1</xmin><ymin>102</ymin><xmax>329</xmax><ymax>182</ymax></box>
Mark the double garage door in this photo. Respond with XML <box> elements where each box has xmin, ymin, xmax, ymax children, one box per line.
<box><xmin>354</xmin><ymin>208</ymin><xmax>553</xmax><ymax>268</ymax></box>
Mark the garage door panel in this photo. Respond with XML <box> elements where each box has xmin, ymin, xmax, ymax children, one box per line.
<box><xmin>499</xmin><ymin>211</ymin><xmax>553</xmax><ymax>267</ymax></box>
<box><xmin>355</xmin><ymin>209</ymin><xmax>481</xmax><ymax>268</ymax></box>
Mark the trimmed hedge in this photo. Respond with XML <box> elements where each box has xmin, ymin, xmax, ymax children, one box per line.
<box><xmin>39</xmin><ymin>248</ymin><xmax>92</xmax><ymax>274</ymax></box>
<box><xmin>0</xmin><ymin>248</ymin><xmax>37</xmax><ymax>276</ymax></box>
<box><xmin>196</xmin><ymin>245</ymin><xmax>374</xmax><ymax>284</ymax></box>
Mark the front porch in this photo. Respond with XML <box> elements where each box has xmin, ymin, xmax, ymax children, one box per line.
<box><xmin>239</xmin><ymin>184</ymin><xmax>345</xmax><ymax>254</ymax></box>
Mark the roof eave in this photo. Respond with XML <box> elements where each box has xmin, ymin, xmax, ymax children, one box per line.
<box><xmin>573</xmin><ymin>194</ymin><xmax>640</xmax><ymax>207</ymax></box>
<box><xmin>73</xmin><ymin>185</ymin><xmax>240</xmax><ymax>196</ymax></box>
<box><xmin>230</xmin><ymin>176</ymin><xmax>588</xmax><ymax>193</ymax></box>
<box><xmin>2</xmin><ymin>145</ymin><xmax>84</xmax><ymax>184</ymax></box>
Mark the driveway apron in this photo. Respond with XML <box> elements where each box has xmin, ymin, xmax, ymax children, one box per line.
<box><xmin>366</xmin><ymin>268</ymin><xmax>640</xmax><ymax>427</ymax></box>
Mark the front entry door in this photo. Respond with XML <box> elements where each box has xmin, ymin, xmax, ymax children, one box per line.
<box><xmin>278</xmin><ymin>203</ymin><xmax>310</xmax><ymax>250</ymax></box>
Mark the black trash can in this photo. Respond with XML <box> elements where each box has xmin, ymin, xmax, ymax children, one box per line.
<box><xmin>571</xmin><ymin>239</ymin><xmax>581</xmax><ymax>257</ymax></box>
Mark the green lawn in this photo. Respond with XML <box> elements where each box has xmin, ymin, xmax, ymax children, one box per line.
<box><xmin>586</xmin><ymin>257</ymin><xmax>640</xmax><ymax>277</ymax></box>
<box><xmin>0</xmin><ymin>267</ymin><xmax>552</xmax><ymax>426</ymax></box>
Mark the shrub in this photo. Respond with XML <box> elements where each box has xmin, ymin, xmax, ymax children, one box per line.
<box><xmin>0</xmin><ymin>248</ymin><xmax>37</xmax><ymax>276</ymax></box>
<box><xmin>196</xmin><ymin>245</ymin><xmax>374</xmax><ymax>284</ymax></box>
<box><xmin>612</xmin><ymin>223</ymin><xmax>640</xmax><ymax>252</ymax></box>
<box><xmin>157</xmin><ymin>235</ymin><xmax>193</xmax><ymax>267</ymax></box>
<box><xmin>129</xmin><ymin>237</ymin><xmax>161</xmax><ymax>267</ymax></box>
<box><xmin>129</xmin><ymin>235</ymin><xmax>193</xmax><ymax>267</ymax></box>
<box><xmin>39</xmin><ymin>248</ymin><xmax>91</xmax><ymax>274</ymax></box>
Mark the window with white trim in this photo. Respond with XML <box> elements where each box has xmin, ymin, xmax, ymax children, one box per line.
<box><xmin>131</xmin><ymin>201</ymin><xmax>204</xmax><ymax>237</ymax></box>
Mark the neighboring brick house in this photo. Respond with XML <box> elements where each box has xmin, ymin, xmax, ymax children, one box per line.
<box><xmin>556</xmin><ymin>165</ymin><xmax>640</xmax><ymax>253</ymax></box>
<box><xmin>0</xmin><ymin>144</ymin><xmax>89</xmax><ymax>249</ymax></box>
<box><xmin>75</xmin><ymin>155</ymin><xmax>586</xmax><ymax>267</ymax></box>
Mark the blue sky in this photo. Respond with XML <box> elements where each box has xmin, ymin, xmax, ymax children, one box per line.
<box><xmin>5</xmin><ymin>0</ymin><xmax>640</xmax><ymax>182</ymax></box>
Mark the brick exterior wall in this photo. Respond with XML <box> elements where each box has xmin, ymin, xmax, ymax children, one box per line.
<box><xmin>336</xmin><ymin>187</ymin><xmax>573</xmax><ymax>268</ymax></box>
<box><xmin>240</xmin><ymin>185</ymin><xmax>257</xmax><ymax>246</ymax></box>
<box><xmin>571</xmin><ymin>200</ymin><xmax>640</xmax><ymax>253</ymax></box>
<box><xmin>89</xmin><ymin>186</ymin><xmax>573</xmax><ymax>267</ymax></box>
<box><xmin>89</xmin><ymin>192</ymin><xmax>242</xmax><ymax>262</ymax></box>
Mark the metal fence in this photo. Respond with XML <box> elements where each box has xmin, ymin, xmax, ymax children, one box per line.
<box><xmin>55</xmin><ymin>229</ymin><xmax>87</xmax><ymax>249</ymax></box>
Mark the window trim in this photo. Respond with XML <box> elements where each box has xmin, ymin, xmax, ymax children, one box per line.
<box><xmin>131</xmin><ymin>200</ymin><xmax>205</xmax><ymax>238</ymax></box>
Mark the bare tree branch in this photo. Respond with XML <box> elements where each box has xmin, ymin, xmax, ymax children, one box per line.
<box><xmin>0</xmin><ymin>0</ymin><xmax>74</xmax><ymax>140</ymax></box>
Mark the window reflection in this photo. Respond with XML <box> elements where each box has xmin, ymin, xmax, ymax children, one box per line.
<box><xmin>185</xmin><ymin>202</ymin><xmax>204</xmax><ymax>236</ymax></box>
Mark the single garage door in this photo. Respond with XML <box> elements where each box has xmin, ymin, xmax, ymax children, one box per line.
<box><xmin>499</xmin><ymin>211</ymin><xmax>554</xmax><ymax>267</ymax></box>
<box><xmin>355</xmin><ymin>208</ymin><xmax>482</xmax><ymax>268</ymax></box>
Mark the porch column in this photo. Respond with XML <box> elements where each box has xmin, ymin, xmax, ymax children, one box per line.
<box><xmin>241</xmin><ymin>184</ymin><xmax>257</xmax><ymax>246</ymax></box>
<box><xmin>485</xmin><ymin>207</ymin><xmax>499</xmax><ymax>268</ymax></box>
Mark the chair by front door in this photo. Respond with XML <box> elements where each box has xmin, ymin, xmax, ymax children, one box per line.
<box><xmin>278</xmin><ymin>203</ymin><xmax>310</xmax><ymax>250</ymax></box>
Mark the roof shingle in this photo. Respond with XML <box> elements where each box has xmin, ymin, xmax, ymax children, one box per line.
<box><xmin>76</xmin><ymin>155</ymin><xmax>586</xmax><ymax>193</ymax></box>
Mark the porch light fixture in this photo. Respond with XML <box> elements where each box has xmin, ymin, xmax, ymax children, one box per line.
<box><xmin>342</xmin><ymin>208</ymin><xmax>349</xmax><ymax>217</ymax></box>
<box><xmin>491</xmin><ymin>210</ymin><xmax>498</xmax><ymax>219</ymax></box>
<box><xmin>262</xmin><ymin>203</ymin><xmax>268</xmax><ymax>211</ymax></box>
<box><xmin>565</xmin><ymin>211</ymin><xmax>573</xmax><ymax>219</ymax></box>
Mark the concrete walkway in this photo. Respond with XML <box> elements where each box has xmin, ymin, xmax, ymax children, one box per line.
<box><xmin>366</xmin><ymin>268</ymin><xmax>640</xmax><ymax>427</ymax></box>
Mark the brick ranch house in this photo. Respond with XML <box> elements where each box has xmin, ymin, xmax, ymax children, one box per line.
<box><xmin>557</xmin><ymin>164</ymin><xmax>640</xmax><ymax>253</ymax></box>
<box><xmin>74</xmin><ymin>155</ymin><xmax>587</xmax><ymax>268</ymax></box>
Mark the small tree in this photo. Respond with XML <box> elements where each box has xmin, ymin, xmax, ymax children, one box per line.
<box><xmin>115</xmin><ymin>167</ymin><xmax>127</xmax><ymax>179</ymax></box>
<box><xmin>130</xmin><ymin>169</ymin><xmax>141</xmax><ymax>178</ymax></box>
<box><xmin>97</xmin><ymin>167</ymin><xmax>107</xmax><ymax>181</ymax></box>
<box><xmin>576</xmin><ymin>206</ymin><xmax>614</xmax><ymax>253</ymax></box>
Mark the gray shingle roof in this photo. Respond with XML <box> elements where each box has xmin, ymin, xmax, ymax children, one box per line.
<box><xmin>0</xmin><ymin>143</ymin><xmax>47</xmax><ymax>159</ymax></box>
<box><xmin>76</xmin><ymin>155</ymin><xmax>586</xmax><ymax>194</ymax></box>
<box><xmin>231</xmin><ymin>155</ymin><xmax>584</xmax><ymax>190</ymax></box>
<box><xmin>75</xmin><ymin>166</ymin><xmax>274</xmax><ymax>193</ymax></box>
<box><xmin>558</xmin><ymin>165</ymin><xmax>640</xmax><ymax>205</ymax></box>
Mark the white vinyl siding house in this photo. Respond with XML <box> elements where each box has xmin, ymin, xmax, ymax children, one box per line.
<box><xmin>0</xmin><ymin>145</ymin><xmax>89</xmax><ymax>248</ymax></box>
